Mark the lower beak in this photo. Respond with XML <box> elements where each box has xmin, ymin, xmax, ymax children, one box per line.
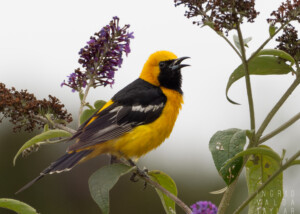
<box><xmin>171</xmin><ymin>56</ymin><xmax>190</xmax><ymax>71</ymax></box>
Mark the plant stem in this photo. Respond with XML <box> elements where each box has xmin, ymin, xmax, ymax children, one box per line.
<box><xmin>247</xmin><ymin>23</ymin><xmax>287</xmax><ymax>63</ymax></box>
<box><xmin>236</xmin><ymin>23</ymin><xmax>256</xmax><ymax>131</ymax></box>
<box><xmin>217</xmin><ymin>179</ymin><xmax>238</xmax><ymax>214</ymax></box>
<box><xmin>219</xmin><ymin>33</ymin><xmax>243</xmax><ymax>60</ymax></box>
<box><xmin>33</xmin><ymin>115</ymin><xmax>76</xmax><ymax>134</ymax></box>
<box><xmin>259</xmin><ymin>112</ymin><xmax>300</xmax><ymax>144</ymax></box>
<box><xmin>126</xmin><ymin>159</ymin><xmax>192</xmax><ymax>214</ymax></box>
<box><xmin>233</xmin><ymin>150</ymin><xmax>300</xmax><ymax>214</ymax></box>
<box><xmin>255</xmin><ymin>77</ymin><xmax>300</xmax><ymax>142</ymax></box>
<box><xmin>218</xmin><ymin>21</ymin><xmax>257</xmax><ymax>214</ymax></box>
<box><xmin>141</xmin><ymin>173</ymin><xmax>192</xmax><ymax>214</ymax></box>
<box><xmin>78</xmin><ymin>80</ymin><xmax>94</xmax><ymax>127</ymax></box>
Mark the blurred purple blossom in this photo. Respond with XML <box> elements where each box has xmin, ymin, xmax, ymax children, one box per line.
<box><xmin>190</xmin><ymin>201</ymin><xmax>218</xmax><ymax>214</ymax></box>
<box><xmin>62</xmin><ymin>16</ymin><xmax>134</xmax><ymax>92</ymax></box>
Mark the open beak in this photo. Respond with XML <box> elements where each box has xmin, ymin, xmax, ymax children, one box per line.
<box><xmin>171</xmin><ymin>56</ymin><xmax>190</xmax><ymax>71</ymax></box>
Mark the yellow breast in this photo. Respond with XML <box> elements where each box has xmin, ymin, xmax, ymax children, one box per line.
<box><xmin>112</xmin><ymin>87</ymin><xmax>183</xmax><ymax>158</ymax></box>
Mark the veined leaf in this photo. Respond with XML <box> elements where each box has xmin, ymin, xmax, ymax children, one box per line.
<box><xmin>13</xmin><ymin>129</ymin><xmax>72</xmax><ymax>165</ymax></box>
<box><xmin>0</xmin><ymin>198</ymin><xmax>37</xmax><ymax>214</ymax></box>
<box><xmin>209</xmin><ymin>129</ymin><xmax>246</xmax><ymax>185</ymax></box>
<box><xmin>149</xmin><ymin>170</ymin><xmax>177</xmax><ymax>214</ymax></box>
<box><xmin>226</xmin><ymin>56</ymin><xmax>293</xmax><ymax>104</ymax></box>
<box><xmin>88</xmin><ymin>163</ymin><xmax>135</xmax><ymax>214</ymax></box>
<box><xmin>246</xmin><ymin>146</ymin><xmax>283</xmax><ymax>214</ymax></box>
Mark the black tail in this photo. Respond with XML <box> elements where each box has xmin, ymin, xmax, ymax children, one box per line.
<box><xmin>16</xmin><ymin>150</ymin><xmax>92</xmax><ymax>194</ymax></box>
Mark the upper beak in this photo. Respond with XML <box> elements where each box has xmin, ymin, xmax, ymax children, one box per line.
<box><xmin>171</xmin><ymin>56</ymin><xmax>190</xmax><ymax>71</ymax></box>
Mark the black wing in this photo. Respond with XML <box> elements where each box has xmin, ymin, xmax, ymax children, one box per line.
<box><xmin>67</xmin><ymin>78</ymin><xmax>167</xmax><ymax>151</ymax></box>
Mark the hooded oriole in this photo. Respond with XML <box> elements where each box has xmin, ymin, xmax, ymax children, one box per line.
<box><xmin>17</xmin><ymin>50</ymin><xmax>189</xmax><ymax>193</ymax></box>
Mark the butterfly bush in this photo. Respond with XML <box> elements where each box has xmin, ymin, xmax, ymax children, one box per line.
<box><xmin>62</xmin><ymin>16</ymin><xmax>134</xmax><ymax>92</ymax></box>
<box><xmin>0</xmin><ymin>83</ymin><xmax>72</xmax><ymax>132</ymax></box>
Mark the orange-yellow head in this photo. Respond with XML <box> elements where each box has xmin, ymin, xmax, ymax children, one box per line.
<box><xmin>139</xmin><ymin>51</ymin><xmax>189</xmax><ymax>93</ymax></box>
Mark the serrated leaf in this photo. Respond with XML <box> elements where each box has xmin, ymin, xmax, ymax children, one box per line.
<box><xmin>246</xmin><ymin>146</ymin><xmax>283</xmax><ymax>214</ymax></box>
<box><xmin>149</xmin><ymin>170</ymin><xmax>177</xmax><ymax>214</ymax></box>
<box><xmin>88</xmin><ymin>163</ymin><xmax>135</xmax><ymax>214</ymax></box>
<box><xmin>13</xmin><ymin>129</ymin><xmax>72</xmax><ymax>165</ymax></box>
<box><xmin>0</xmin><ymin>198</ymin><xmax>38</xmax><ymax>214</ymax></box>
<box><xmin>220</xmin><ymin>147</ymin><xmax>281</xmax><ymax>173</ymax></box>
<box><xmin>257</xmin><ymin>49</ymin><xmax>295</xmax><ymax>65</ymax></box>
<box><xmin>269</xmin><ymin>24</ymin><xmax>277</xmax><ymax>37</ymax></box>
<box><xmin>94</xmin><ymin>100</ymin><xmax>106</xmax><ymax>110</ymax></box>
<box><xmin>80</xmin><ymin>108</ymin><xmax>97</xmax><ymax>125</ymax></box>
<box><xmin>209</xmin><ymin>129</ymin><xmax>246</xmax><ymax>185</ymax></box>
<box><xmin>226</xmin><ymin>56</ymin><xmax>293</xmax><ymax>104</ymax></box>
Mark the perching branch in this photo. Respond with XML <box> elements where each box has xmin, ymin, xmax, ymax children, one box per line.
<box><xmin>141</xmin><ymin>172</ymin><xmax>192</xmax><ymax>214</ymax></box>
<box><xmin>126</xmin><ymin>159</ymin><xmax>192</xmax><ymax>214</ymax></box>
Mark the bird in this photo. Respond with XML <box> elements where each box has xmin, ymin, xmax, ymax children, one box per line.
<box><xmin>16</xmin><ymin>50</ymin><xmax>190</xmax><ymax>194</ymax></box>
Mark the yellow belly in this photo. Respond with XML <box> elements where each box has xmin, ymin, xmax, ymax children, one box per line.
<box><xmin>112</xmin><ymin>87</ymin><xmax>183</xmax><ymax>158</ymax></box>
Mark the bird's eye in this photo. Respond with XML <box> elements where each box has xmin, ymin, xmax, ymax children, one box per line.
<box><xmin>159</xmin><ymin>62</ymin><xmax>166</xmax><ymax>68</ymax></box>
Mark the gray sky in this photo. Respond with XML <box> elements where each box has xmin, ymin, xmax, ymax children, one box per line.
<box><xmin>1</xmin><ymin>0</ymin><xmax>299</xmax><ymax>208</ymax></box>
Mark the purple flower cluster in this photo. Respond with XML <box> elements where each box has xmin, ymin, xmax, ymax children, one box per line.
<box><xmin>190</xmin><ymin>201</ymin><xmax>218</xmax><ymax>214</ymax></box>
<box><xmin>62</xmin><ymin>16</ymin><xmax>134</xmax><ymax>92</ymax></box>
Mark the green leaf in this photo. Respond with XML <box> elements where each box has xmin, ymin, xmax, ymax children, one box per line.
<box><xmin>88</xmin><ymin>163</ymin><xmax>135</xmax><ymax>214</ymax></box>
<box><xmin>226</xmin><ymin>56</ymin><xmax>293</xmax><ymax>104</ymax></box>
<box><xmin>219</xmin><ymin>147</ymin><xmax>281</xmax><ymax>173</ymax></box>
<box><xmin>43</xmin><ymin>124</ymin><xmax>49</xmax><ymax>132</ymax></box>
<box><xmin>246</xmin><ymin>146</ymin><xmax>283</xmax><ymax>214</ymax></box>
<box><xmin>0</xmin><ymin>198</ymin><xmax>38</xmax><ymax>214</ymax></box>
<box><xmin>80</xmin><ymin>108</ymin><xmax>97</xmax><ymax>125</ymax></box>
<box><xmin>233</xmin><ymin>35</ymin><xmax>241</xmax><ymax>52</ymax></box>
<box><xmin>269</xmin><ymin>24</ymin><xmax>277</xmax><ymax>37</ymax></box>
<box><xmin>13</xmin><ymin>129</ymin><xmax>72</xmax><ymax>165</ymax></box>
<box><xmin>243</xmin><ymin>37</ymin><xmax>252</xmax><ymax>48</ymax></box>
<box><xmin>209</xmin><ymin>129</ymin><xmax>246</xmax><ymax>185</ymax></box>
<box><xmin>94</xmin><ymin>100</ymin><xmax>106</xmax><ymax>110</ymax></box>
<box><xmin>149</xmin><ymin>170</ymin><xmax>177</xmax><ymax>214</ymax></box>
<box><xmin>257</xmin><ymin>49</ymin><xmax>295</xmax><ymax>65</ymax></box>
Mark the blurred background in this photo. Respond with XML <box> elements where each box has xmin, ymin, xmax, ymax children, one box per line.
<box><xmin>1</xmin><ymin>0</ymin><xmax>299</xmax><ymax>213</ymax></box>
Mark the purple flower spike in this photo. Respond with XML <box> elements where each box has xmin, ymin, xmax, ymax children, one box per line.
<box><xmin>62</xmin><ymin>16</ymin><xmax>134</xmax><ymax>92</ymax></box>
<box><xmin>191</xmin><ymin>201</ymin><xmax>218</xmax><ymax>214</ymax></box>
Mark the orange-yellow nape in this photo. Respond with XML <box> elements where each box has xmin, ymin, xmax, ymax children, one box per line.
<box><xmin>139</xmin><ymin>51</ymin><xmax>178</xmax><ymax>86</ymax></box>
